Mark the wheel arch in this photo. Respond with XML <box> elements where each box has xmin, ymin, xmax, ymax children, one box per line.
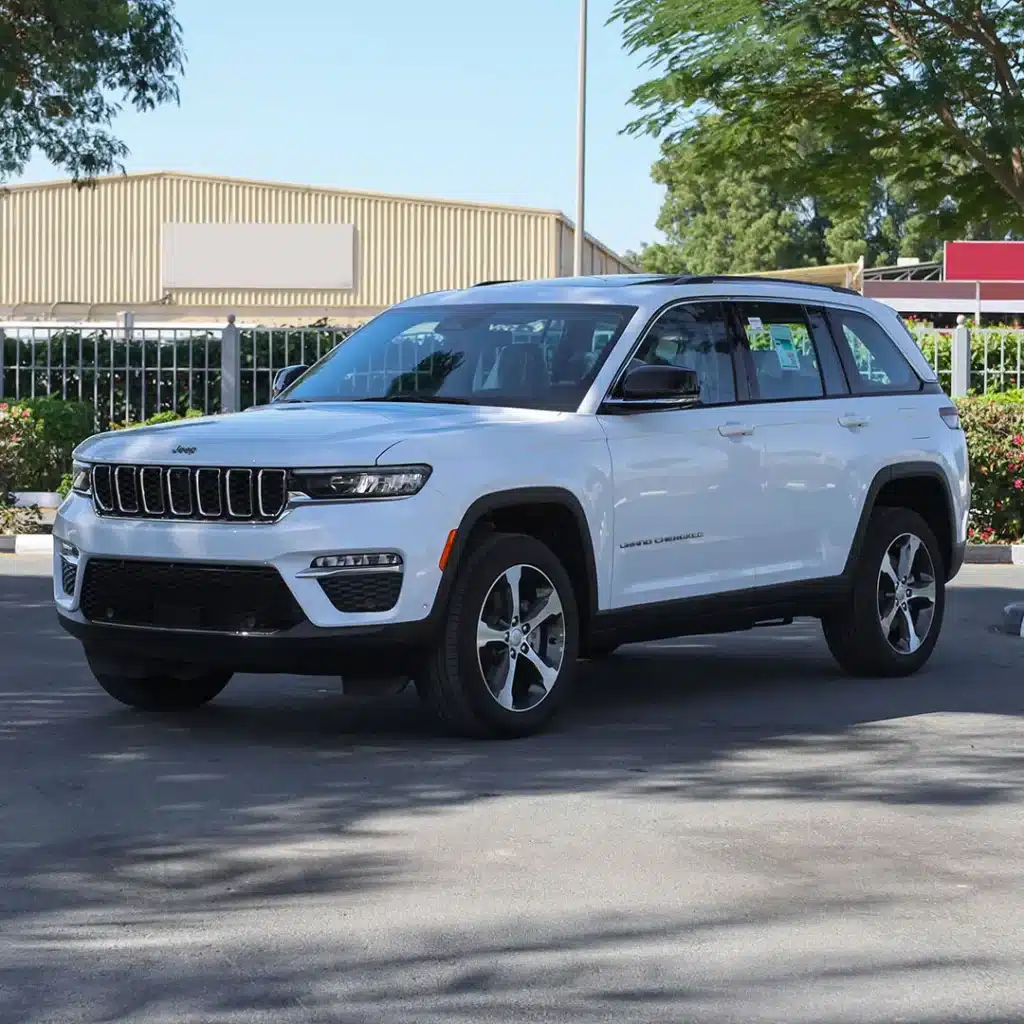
<box><xmin>430</xmin><ymin>487</ymin><xmax>601</xmax><ymax>642</ymax></box>
<box><xmin>844</xmin><ymin>462</ymin><xmax>959</xmax><ymax>580</ymax></box>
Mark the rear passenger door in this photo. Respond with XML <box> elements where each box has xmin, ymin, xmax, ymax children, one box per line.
<box><xmin>731</xmin><ymin>300</ymin><xmax>864</xmax><ymax>585</ymax></box>
<box><xmin>827</xmin><ymin>306</ymin><xmax>935</xmax><ymax>445</ymax></box>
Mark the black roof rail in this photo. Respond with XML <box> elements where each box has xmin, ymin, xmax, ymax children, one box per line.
<box><xmin>665</xmin><ymin>274</ymin><xmax>861</xmax><ymax>296</ymax></box>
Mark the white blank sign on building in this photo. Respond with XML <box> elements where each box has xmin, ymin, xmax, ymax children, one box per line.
<box><xmin>162</xmin><ymin>223</ymin><xmax>357</xmax><ymax>290</ymax></box>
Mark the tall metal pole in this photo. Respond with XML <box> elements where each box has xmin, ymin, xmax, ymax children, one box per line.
<box><xmin>573</xmin><ymin>0</ymin><xmax>588</xmax><ymax>277</ymax></box>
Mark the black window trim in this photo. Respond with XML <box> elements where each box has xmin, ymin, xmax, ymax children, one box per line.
<box><xmin>600</xmin><ymin>298</ymin><xmax>748</xmax><ymax>412</ymax></box>
<box><xmin>823</xmin><ymin>305</ymin><xmax>930</xmax><ymax>398</ymax></box>
<box><xmin>597</xmin><ymin>294</ymin><xmax>944</xmax><ymax>415</ymax></box>
<box><xmin>728</xmin><ymin>298</ymin><xmax>832</xmax><ymax>405</ymax></box>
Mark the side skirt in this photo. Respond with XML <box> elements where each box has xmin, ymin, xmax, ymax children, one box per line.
<box><xmin>589</xmin><ymin>577</ymin><xmax>851</xmax><ymax>648</ymax></box>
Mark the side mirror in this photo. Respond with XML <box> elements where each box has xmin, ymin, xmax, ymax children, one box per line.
<box><xmin>272</xmin><ymin>364</ymin><xmax>309</xmax><ymax>399</ymax></box>
<box><xmin>618</xmin><ymin>363</ymin><xmax>701</xmax><ymax>405</ymax></box>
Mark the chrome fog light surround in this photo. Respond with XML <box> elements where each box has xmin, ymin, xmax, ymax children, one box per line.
<box><xmin>298</xmin><ymin>552</ymin><xmax>403</xmax><ymax>578</ymax></box>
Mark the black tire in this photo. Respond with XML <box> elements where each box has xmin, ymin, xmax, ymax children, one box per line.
<box><xmin>417</xmin><ymin>532</ymin><xmax>580</xmax><ymax>738</ymax></box>
<box><xmin>823</xmin><ymin>507</ymin><xmax>946</xmax><ymax>677</ymax></box>
<box><xmin>87</xmin><ymin>653</ymin><xmax>233</xmax><ymax>711</ymax></box>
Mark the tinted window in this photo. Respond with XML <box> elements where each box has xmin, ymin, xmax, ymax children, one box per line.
<box><xmin>832</xmin><ymin>309</ymin><xmax>920</xmax><ymax>393</ymax></box>
<box><xmin>279</xmin><ymin>303</ymin><xmax>636</xmax><ymax>412</ymax></box>
<box><xmin>625</xmin><ymin>302</ymin><xmax>736</xmax><ymax>405</ymax></box>
<box><xmin>737</xmin><ymin>302</ymin><xmax>824</xmax><ymax>401</ymax></box>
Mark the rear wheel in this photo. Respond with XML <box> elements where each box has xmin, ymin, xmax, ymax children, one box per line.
<box><xmin>417</xmin><ymin>533</ymin><xmax>579</xmax><ymax>738</ymax></box>
<box><xmin>87</xmin><ymin>653</ymin><xmax>233</xmax><ymax>711</ymax></box>
<box><xmin>823</xmin><ymin>507</ymin><xmax>945</xmax><ymax>677</ymax></box>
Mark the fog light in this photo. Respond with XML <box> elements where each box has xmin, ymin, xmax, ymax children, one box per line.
<box><xmin>310</xmin><ymin>552</ymin><xmax>402</xmax><ymax>570</ymax></box>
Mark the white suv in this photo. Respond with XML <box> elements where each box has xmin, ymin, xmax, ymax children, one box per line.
<box><xmin>54</xmin><ymin>275</ymin><xmax>970</xmax><ymax>738</ymax></box>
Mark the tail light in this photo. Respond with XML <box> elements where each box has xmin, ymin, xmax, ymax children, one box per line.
<box><xmin>939</xmin><ymin>405</ymin><xmax>962</xmax><ymax>430</ymax></box>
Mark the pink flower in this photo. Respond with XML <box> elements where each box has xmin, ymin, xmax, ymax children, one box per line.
<box><xmin>1014</xmin><ymin>435</ymin><xmax>1024</xmax><ymax>446</ymax></box>
<box><xmin>21</xmin><ymin>409</ymin><xmax>30</xmax><ymax>418</ymax></box>
<box><xmin>1015</xmin><ymin>479</ymin><xmax>1023</xmax><ymax>490</ymax></box>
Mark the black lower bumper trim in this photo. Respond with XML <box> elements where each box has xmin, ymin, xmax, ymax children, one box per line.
<box><xmin>58</xmin><ymin>612</ymin><xmax>436</xmax><ymax>677</ymax></box>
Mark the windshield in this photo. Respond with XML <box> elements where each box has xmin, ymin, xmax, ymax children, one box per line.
<box><xmin>277</xmin><ymin>303</ymin><xmax>637</xmax><ymax>412</ymax></box>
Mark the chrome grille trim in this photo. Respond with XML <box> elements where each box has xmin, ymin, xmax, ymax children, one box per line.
<box><xmin>90</xmin><ymin>464</ymin><xmax>288</xmax><ymax>523</ymax></box>
<box><xmin>226</xmin><ymin>468</ymin><xmax>253</xmax><ymax>518</ymax></box>
<box><xmin>93</xmin><ymin>465</ymin><xmax>114</xmax><ymax>512</ymax></box>
<box><xmin>167</xmin><ymin>468</ymin><xmax>193</xmax><ymax>516</ymax></box>
<box><xmin>114</xmin><ymin>466</ymin><xmax>139</xmax><ymax>514</ymax></box>
<box><xmin>140</xmin><ymin>467</ymin><xmax>165</xmax><ymax>515</ymax></box>
<box><xmin>258</xmin><ymin>469</ymin><xmax>288</xmax><ymax>518</ymax></box>
<box><xmin>196</xmin><ymin>468</ymin><xmax>223</xmax><ymax>518</ymax></box>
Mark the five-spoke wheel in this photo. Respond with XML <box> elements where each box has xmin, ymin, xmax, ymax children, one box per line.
<box><xmin>476</xmin><ymin>564</ymin><xmax>566</xmax><ymax>713</ymax></box>
<box><xmin>823</xmin><ymin>507</ymin><xmax>946</xmax><ymax>677</ymax></box>
<box><xmin>877</xmin><ymin>532</ymin><xmax>938</xmax><ymax>656</ymax></box>
<box><xmin>418</xmin><ymin>532</ymin><xmax>579</xmax><ymax>737</ymax></box>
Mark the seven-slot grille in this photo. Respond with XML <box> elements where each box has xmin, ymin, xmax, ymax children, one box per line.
<box><xmin>92</xmin><ymin>464</ymin><xmax>288</xmax><ymax>522</ymax></box>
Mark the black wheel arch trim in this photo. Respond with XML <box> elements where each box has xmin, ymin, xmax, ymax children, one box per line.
<box><xmin>843</xmin><ymin>461</ymin><xmax>960</xmax><ymax>579</ymax></box>
<box><xmin>430</xmin><ymin>486</ymin><xmax>601</xmax><ymax>630</ymax></box>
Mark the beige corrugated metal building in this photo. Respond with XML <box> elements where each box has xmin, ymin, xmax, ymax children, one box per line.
<box><xmin>0</xmin><ymin>171</ymin><xmax>633</xmax><ymax>325</ymax></box>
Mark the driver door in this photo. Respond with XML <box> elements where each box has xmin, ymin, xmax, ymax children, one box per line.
<box><xmin>598</xmin><ymin>301</ymin><xmax>767</xmax><ymax>609</ymax></box>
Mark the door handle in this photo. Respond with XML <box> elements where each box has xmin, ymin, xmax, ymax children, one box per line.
<box><xmin>718</xmin><ymin>422</ymin><xmax>755</xmax><ymax>437</ymax></box>
<box><xmin>838</xmin><ymin>413</ymin><xmax>870</xmax><ymax>429</ymax></box>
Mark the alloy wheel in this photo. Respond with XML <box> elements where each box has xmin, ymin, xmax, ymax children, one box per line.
<box><xmin>876</xmin><ymin>532</ymin><xmax>937</xmax><ymax>655</ymax></box>
<box><xmin>476</xmin><ymin>564</ymin><xmax>566</xmax><ymax>712</ymax></box>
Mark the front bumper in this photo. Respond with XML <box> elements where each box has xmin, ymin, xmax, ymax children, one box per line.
<box><xmin>52</xmin><ymin>490</ymin><xmax>455</xmax><ymax>671</ymax></box>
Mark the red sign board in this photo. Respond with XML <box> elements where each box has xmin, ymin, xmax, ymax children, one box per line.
<box><xmin>945</xmin><ymin>240</ymin><xmax>1024</xmax><ymax>282</ymax></box>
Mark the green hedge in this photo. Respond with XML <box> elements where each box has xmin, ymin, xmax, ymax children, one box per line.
<box><xmin>2</xmin><ymin>397</ymin><xmax>96</xmax><ymax>492</ymax></box>
<box><xmin>956</xmin><ymin>389</ymin><xmax>1024</xmax><ymax>543</ymax></box>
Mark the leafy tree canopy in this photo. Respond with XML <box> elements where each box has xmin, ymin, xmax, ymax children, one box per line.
<box><xmin>613</xmin><ymin>0</ymin><xmax>1024</xmax><ymax>241</ymax></box>
<box><xmin>0</xmin><ymin>0</ymin><xmax>183</xmax><ymax>182</ymax></box>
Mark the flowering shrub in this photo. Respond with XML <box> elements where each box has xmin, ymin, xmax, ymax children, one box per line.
<box><xmin>958</xmin><ymin>392</ymin><xmax>1024</xmax><ymax>543</ymax></box>
<box><xmin>0</xmin><ymin>402</ymin><xmax>45</xmax><ymax>533</ymax></box>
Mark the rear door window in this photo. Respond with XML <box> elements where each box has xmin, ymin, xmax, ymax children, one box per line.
<box><xmin>733</xmin><ymin>302</ymin><xmax>825</xmax><ymax>401</ymax></box>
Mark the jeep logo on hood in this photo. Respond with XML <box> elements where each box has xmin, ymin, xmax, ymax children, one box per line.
<box><xmin>172</xmin><ymin>445</ymin><xmax>197</xmax><ymax>455</ymax></box>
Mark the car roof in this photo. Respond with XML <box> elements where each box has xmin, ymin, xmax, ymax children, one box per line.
<box><xmin>394</xmin><ymin>273</ymin><xmax>881</xmax><ymax>315</ymax></box>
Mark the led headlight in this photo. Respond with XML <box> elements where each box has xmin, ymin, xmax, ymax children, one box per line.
<box><xmin>289</xmin><ymin>465</ymin><xmax>431</xmax><ymax>500</ymax></box>
<box><xmin>71</xmin><ymin>461</ymin><xmax>92</xmax><ymax>496</ymax></box>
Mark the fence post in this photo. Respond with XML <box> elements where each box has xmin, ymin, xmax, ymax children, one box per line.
<box><xmin>220</xmin><ymin>313</ymin><xmax>240</xmax><ymax>414</ymax></box>
<box><xmin>951</xmin><ymin>314</ymin><xmax>970</xmax><ymax>398</ymax></box>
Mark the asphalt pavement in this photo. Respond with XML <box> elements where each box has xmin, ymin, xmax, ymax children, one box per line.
<box><xmin>1</xmin><ymin>557</ymin><xmax>1023</xmax><ymax>1023</ymax></box>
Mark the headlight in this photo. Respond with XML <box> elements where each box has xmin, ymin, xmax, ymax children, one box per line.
<box><xmin>71</xmin><ymin>462</ymin><xmax>92</xmax><ymax>496</ymax></box>
<box><xmin>289</xmin><ymin>465</ymin><xmax>432</xmax><ymax>500</ymax></box>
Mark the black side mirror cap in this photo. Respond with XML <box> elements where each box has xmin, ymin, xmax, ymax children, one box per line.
<box><xmin>620</xmin><ymin>363</ymin><xmax>701</xmax><ymax>401</ymax></box>
<box><xmin>272</xmin><ymin>364</ymin><xmax>309</xmax><ymax>399</ymax></box>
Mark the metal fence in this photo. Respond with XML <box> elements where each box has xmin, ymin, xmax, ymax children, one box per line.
<box><xmin>909</xmin><ymin>324</ymin><xmax>1024</xmax><ymax>395</ymax></box>
<box><xmin>3</xmin><ymin>316</ymin><xmax>1022</xmax><ymax>427</ymax></box>
<box><xmin>0</xmin><ymin>319</ymin><xmax>354</xmax><ymax>428</ymax></box>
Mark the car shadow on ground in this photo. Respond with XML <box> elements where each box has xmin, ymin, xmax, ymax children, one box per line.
<box><xmin>2</xmin><ymin>573</ymin><xmax>1023</xmax><ymax>1022</ymax></box>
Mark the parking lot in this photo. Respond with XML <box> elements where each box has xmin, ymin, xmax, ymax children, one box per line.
<box><xmin>2</xmin><ymin>555</ymin><xmax>1023</xmax><ymax>1023</ymax></box>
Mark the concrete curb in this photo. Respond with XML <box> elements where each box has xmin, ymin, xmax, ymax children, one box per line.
<box><xmin>965</xmin><ymin>543</ymin><xmax>1024</xmax><ymax>565</ymax></box>
<box><xmin>1001</xmin><ymin>602</ymin><xmax>1024</xmax><ymax>637</ymax></box>
<box><xmin>0</xmin><ymin>534</ymin><xmax>54</xmax><ymax>555</ymax></box>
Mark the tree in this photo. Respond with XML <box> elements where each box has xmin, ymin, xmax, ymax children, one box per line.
<box><xmin>0</xmin><ymin>0</ymin><xmax>183</xmax><ymax>182</ymax></box>
<box><xmin>612</xmin><ymin>0</ymin><xmax>1024</xmax><ymax>238</ymax></box>
<box><xmin>627</xmin><ymin>137</ymin><xmax>824</xmax><ymax>273</ymax></box>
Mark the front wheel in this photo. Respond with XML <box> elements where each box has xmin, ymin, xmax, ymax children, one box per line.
<box><xmin>87</xmin><ymin>653</ymin><xmax>233</xmax><ymax>711</ymax></box>
<box><xmin>417</xmin><ymin>532</ymin><xmax>580</xmax><ymax>738</ymax></box>
<box><xmin>823</xmin><ymin>507</ymin><xmax>945</xmax><ymax>677</ymax></box>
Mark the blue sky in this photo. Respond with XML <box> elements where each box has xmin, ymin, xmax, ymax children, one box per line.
<box><xmin>12</xmin><ymin>0</ymin><xmax>666</xmax><ymax>256</ymax></box>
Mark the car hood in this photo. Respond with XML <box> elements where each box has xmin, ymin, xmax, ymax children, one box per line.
<box><xmin>75</xmin><ymin>402</ymin><xmax>569</xmax><ymax>466</ymax></box>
